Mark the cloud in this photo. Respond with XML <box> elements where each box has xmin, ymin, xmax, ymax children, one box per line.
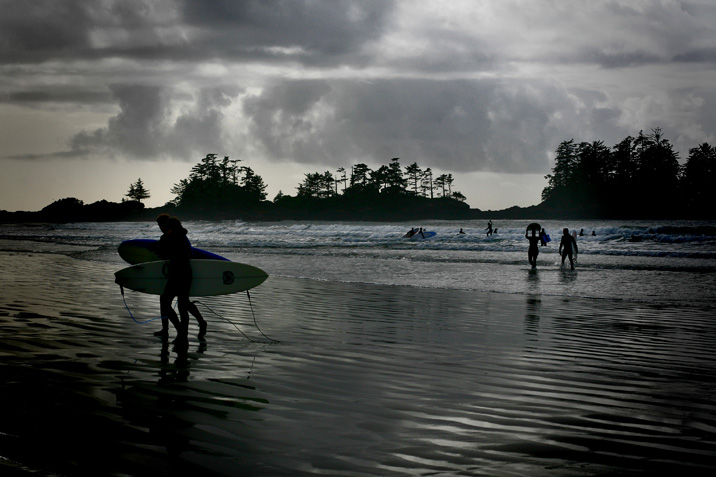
<box><xmin>242</xmin><ymin>78</ymin><xmax>622</xmax><ymax>173</ymax></box>
<box><xmin>64</xmin><ymin>83</ymin><xmax>242</xmax><ymax>160</ymax></box>
<box><xmin>180</xmin><ymin>0</ymin><xmax>396</xmax><ymax>65</ymax></box>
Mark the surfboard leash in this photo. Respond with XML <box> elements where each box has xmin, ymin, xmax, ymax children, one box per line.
<box><xmin>119</xmin><ymin>285</ymin><xmax>166</xmax><ymax>324</ymax></box>
<box><xmin>246</xmin><ymin>289</ymin><xmax>280</xmax><ymax>343</ymax></box>
<box><xmin>193</xmin><ymin>292</ymin><xmax>279</xmax><ymax>344</ymax></box>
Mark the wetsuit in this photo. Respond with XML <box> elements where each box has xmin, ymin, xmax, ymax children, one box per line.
<box><xmin>526</xmin><ymin>234</ymin><xmax>540</xmax><ymax>267</ymax></box>
<box><xmin>559</xmin><ymin>233</ymin><xmax>578</xmax><ymax>269</ymax></box>
<box><xmin>156</xmin><ymin>227</ymin><xmax>193</xmax><ymax>341</ymax></box>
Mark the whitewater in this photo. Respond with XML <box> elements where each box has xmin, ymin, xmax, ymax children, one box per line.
<box><xmin>2</xmin><ymin>218</ymin><xmax>715</xmax><ymax>307</ymax></box>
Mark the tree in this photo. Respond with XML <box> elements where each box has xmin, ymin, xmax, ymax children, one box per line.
<box><xmin>335</xmin><ymin>167</ymin><xmax>347</xmax><ymax>194</ymax></box>
<box><xmin>681</xmin><ymin>142</ymin><xmax>716</xmax><ymax>213</ymax></box>
<box><xmin>297</xmin><ymin>171</ymin><xmax>334</xmax><ymax>198</ymax></box>
<box><xmin>421</xmin><ymin>168</ymin><xmax>434</xmax><ymax>198</ymax></box>
<box><xmin>171</xmin><ymin>154</ymin><xmax>267</xmax><ymax>210</ymax></box>
<box><xmin>542</xmin><ymin>140</ymin><xmax>578</xmax><ymax>202</ymax></box>
<box><xmin>239</xmin><ymin>166</ymin><xmax>268</xmax><ymax>202</ymax></box>
<box><xmin>382</xmin><ymin>158</ymin><xmax>407</xmax><ymax>194</ymax></box>
<box><xmin>404</xmin><ymin>162</ymin><xmax>423</xmax><ymax>195</ymax></box>
<box><xmin>126</xmin><ymin>178</ymin><xmax>150</xmax><ymax>203</ymax></box>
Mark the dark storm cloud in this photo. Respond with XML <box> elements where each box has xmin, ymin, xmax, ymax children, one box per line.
<box><xmin>0</xmin><ymin>0</ymin><xmax>92</xmax><ymax>62</ymax></box>
<box><xmin>180</xmin><ymin>0</ymin><xmax>395</xmax><ymax>65</ymax></box>
<box><xmin>2</xmin><ymin>0</ymin><xmax>714</xmax><ymax>174</ymax></box>
<box><xmin>0</xmin><ymin>0</ymin><xmax>395</xmax><ymax>65</ymax></box>
<box><xmin>0</xmin><ymin>89</ymin><xmax>112</xmax><ymax>105</ymax></box>
<box><xmin>66</xmin><ymin>83</ymin><xmax>241</xmax><ymax>160</ymax></box>
<box><xmin>242</xmin><ymin>78</ymin><xmax>612</xmax><ymax>173</ymax></box>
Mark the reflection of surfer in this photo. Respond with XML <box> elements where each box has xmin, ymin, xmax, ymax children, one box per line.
<box><xmin>526</xmin><ymin>229</ymin><xmax>540</xmax><ymax>268</ymax></box>
<box><xmin>559</xmin><ymin>228</ymin><xmax>578</xmax><ymax>270</ymax></box>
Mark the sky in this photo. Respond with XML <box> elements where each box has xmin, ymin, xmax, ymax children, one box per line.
<box><xmin>2</xmin><ymin>0</ymin><xmax>715</xmax><ymax>213</ymax></box>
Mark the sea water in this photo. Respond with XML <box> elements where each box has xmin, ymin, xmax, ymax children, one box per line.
<box><xmin>1</xmin><ymin>219</ymin><xmax>715</xmax><ymax>307</ymax></box>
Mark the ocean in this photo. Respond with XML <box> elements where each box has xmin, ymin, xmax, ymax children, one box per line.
<box><xmin>2</xmin><ymin>218</ymin><xmax>715</xmax><ymax>306</ymax></box>
<box><xmin>1</xmin><ymin>218</ymin><xmax>716</xmax><ymax>476</ymax></box>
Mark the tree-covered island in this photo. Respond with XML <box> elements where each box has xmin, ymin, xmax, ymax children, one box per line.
<box><xmin>2</xmin><ymin>128</ymin><xmax>715</xmax><ymax>222</ymax></box>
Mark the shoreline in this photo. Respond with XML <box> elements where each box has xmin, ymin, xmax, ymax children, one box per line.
<box><xmin>2</xmin><ymin>251</ymin><xmax>716</xmax><ymax>475</ymax></box>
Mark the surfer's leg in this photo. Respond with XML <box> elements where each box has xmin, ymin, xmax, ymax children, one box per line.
<box><xmin>160</xmin><ymin>293</ymin><xmax>181</xmax><ymax>335</ymax></box>
<box><xmin>188</xmin><ymin>301</ymin><xmax>207</xmax><ymax>337</ymax></box>
<box><xmin>176</xmin><ymin>296</ymin><xmax>191</xmax><ymax>342</ymax></box>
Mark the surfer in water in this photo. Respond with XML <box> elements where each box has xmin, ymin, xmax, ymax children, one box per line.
<box><xmin>525</xmin><ymin>228</ymin><xmax>540</xmax><ymax>268</ymax></box>
<box><xmin>152</xmin><ymin>215</ymin><xmax>206</xmax><ymax>343</ymax></box>
<box><xmin>539</xmin><ymin>228</ymin><xmax>548</xmax><ymax>246</ymax></box>
<box><xmin>559</xmin><ymin>228</ymin><xmax>579</xmax><ymax>270</ymax></box>
<box><xmin>486</xmin><ymin>220</ymin><xmax>493</xmax><ymax>237</ymax></box>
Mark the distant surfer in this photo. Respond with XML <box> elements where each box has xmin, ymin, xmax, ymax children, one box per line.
<box><xmin>525</xmin><ymin>228</ymin><xmax>540</xmax><ymax>268</ymax></box>
<box><xmin>559</xmin><ymin>228</ymin><xmax>579</xmax><ymax>270</ymax></box>
<box><xmin>418</xmin><ymin>227</ymin><xmax>425</xmax><ymax>238</ymax></box>
<box><xmin>486</xmin><ymin>220</ymin><xmax>493</xmax><ymax>237</ymax></box>
<box><xmin>151</xmin><ymin>214</ymin><xmax>206</xmax><ymax>344</ymax></box>
<box><xmin>458</xmin><ymin>228</ymin><xmax>465</xmax><ymax>235</ymax></box>
<box><xmin>539</xmin><ymin>228</ymin><xmax>548</xmax><ymax>246</ymax></box>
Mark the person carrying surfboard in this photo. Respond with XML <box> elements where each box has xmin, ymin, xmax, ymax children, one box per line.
<box><xmin>151</xmin><ymin>216</ymin><xmax>195</xmax><ymax>345</ymax></box>
<box><xmin>151</xmin><ymin>214</ymin><xmax>208</xmax><ymax>340</ymax></box>
<box><xmin>559</xmin><ymin>228</ymin><xmax>579</xmax><ymax>270</ymax></box>
<box><xmin>526</xmin><ymin>228</ymin><xmax>540</xmax><ymax>268</ymax></box>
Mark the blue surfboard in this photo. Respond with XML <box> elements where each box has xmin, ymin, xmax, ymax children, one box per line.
<box><xmin>410</xmin><ymin>231</ymin><xmax>436</xmax><ymax>239</ymax></box>
<box><xmin>118</xmin><ymin>239</ymin><xmax>228</xmax><ymax>265</ymax></box>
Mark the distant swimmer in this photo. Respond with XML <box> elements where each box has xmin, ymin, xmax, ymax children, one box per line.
<box><xmin>458</xmin><ymin>228</ymin><xmax>465</xmax><ymax>234</ymax></box>
<box><xmin>525</xmin><ymin>228</ymin><xmax>540</xmax><ymax>268</ymax></box>
<box><xmin>580</xmin><ymin>228</ymin><xmax>585</xmax><ymax>236</ymax></box>
<box><xmin>592</xmin><ymin>230</ymin><xmax>596</xmax><ymax>236</ymax></box>
<box><xmin>559</xmin><ymin>228</ymin><xmax>579</xmax><ymax>270</ymax></box>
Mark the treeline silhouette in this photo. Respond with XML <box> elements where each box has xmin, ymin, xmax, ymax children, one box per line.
<box><xmin>3</xmin><ymin>129</ymin><xmax>715</xmax><ymax>223</ymax></box>
<box><xmin>541</xmin><ymin>128</ymin><xmax>716</xmax><ymax>218</ymax></box>
<box><xmin>168</xmin><ymin>155</ymin><xmax>469</xmax><ymax>220</ymax></box>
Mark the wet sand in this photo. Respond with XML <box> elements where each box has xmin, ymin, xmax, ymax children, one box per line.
<box><xmin>2</xmin><ymin>251</ymin><xmax>716</xmax><ymax>476</ymax></box>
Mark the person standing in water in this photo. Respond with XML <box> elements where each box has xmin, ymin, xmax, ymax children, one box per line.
<box><xmin>559</xmin><ymin>228</ymin><xmax>579</xmax><ymax>270</ymax></box>
<box><xmin>526</xmin><ymin>227</ymin><xmax>540</xmax><ymax>268</ymax></box>
<box><xmin>486</xmin><ymin>220</ymin><xmax>493</xmax><ymax>237</ymax></box>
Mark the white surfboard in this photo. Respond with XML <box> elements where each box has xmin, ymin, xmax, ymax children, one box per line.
<box><xmin>114</xmin><ymin>260</ymin><xmax>268</xmax><ymax>296</ymax></box>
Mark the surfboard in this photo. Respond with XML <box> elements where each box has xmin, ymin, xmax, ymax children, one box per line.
<box><xmin>114</xmin><ymin>260</ymin><xmax>268</xmax><ymax>296</ymax></box>
<box><xmin>410</xmin><ymin>231</ymin><xmax>436</xmax><ymax>239</ymax></box>
<box><xmin>118</xmin><ymin>239</ymin><xmax>228</xmax><ymax>265</ymax></box>
<box><xmin>526</xmin><ymin>222</ymin><xmax>541</xmax><ymax>232</ymax></box>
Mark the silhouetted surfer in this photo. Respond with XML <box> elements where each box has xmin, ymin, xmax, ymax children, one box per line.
<box><xmin>559</xmin><ymin>228</ymin><xmax>578</xmax><ymax>270</ymax></box>
<box><xmin>526</xmin><ymin>229</ymin><xmax>540</xmax><ymax>268</ymax></box>
<box><xmin>151</xmin><ymin>215</ymin><xmax>205</xmax><ymax>344</ymax></box>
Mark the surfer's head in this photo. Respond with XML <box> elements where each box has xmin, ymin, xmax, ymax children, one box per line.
<box><xmin>165</xmin><ymin>216</ymin><xmax>180</xmax><ymax>231</ymax></box>
<box><xmin>156</xmin><ymin>213</ymin><xmax>171</xmax><ymax>233</ymax></box>
<box><xmin>563</xmin><ymin>228</ymin><xmax>569</xmax><ymax>235</ymax></box>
